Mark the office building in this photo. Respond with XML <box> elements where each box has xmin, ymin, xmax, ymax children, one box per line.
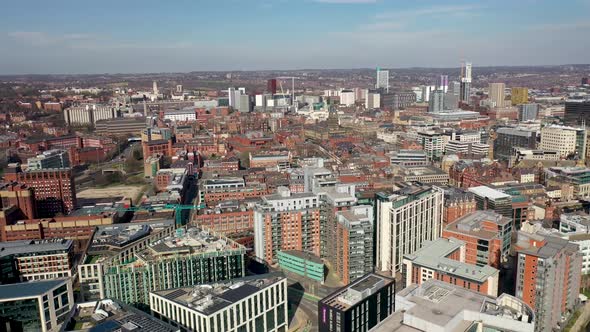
<box><xmin>489</xmin><ymin>82</ymin><xmax>506</xmax><ymax>108</ymax></box>
<box><xmin>539</xmin><ymin>125</ymin><xmax>587</xmax><ymax>158</ymax></box>
<box><xmin>0</xmin><ymin>182</ymin><xmax>36</xmax><ymax>225</ymax></box>
<box><xmin>546</xmin><ymin>166</ymin><xmax>590</xmax><ymax>198</ymax></box>
<box><xmin>442</xmin><ymin>210</ymin><xmax>512</xmax><ymax>268</ymax></box>
<box><xmin>318</xmin><ymin>273</ymin><xmax>395</xmax><ymax>332</ymax></box>
<box><xmin>382</xmin><ymin>91</ymin><xmax>416</xmax><ymax>109</ymax></box>
<box><xmin>376</xmin><ymin>183</ymin><xmax>444</xmax><ymax>275</ymax></box>
<box><xmin>4</xmin><ymin>166</ymin><xmax>76</xmax><ymax>217</ymax></box>
<box><xmin>63</xmin><ymin>104</ymin><xmax>118</xmax><ymax>125</ymax></box>
<box><xmin>340</xmin><ymin>90</ymin><xmax>356</xmax><ymax>106</ymax></box>
<box><xmin>518</xmin><ymin>103</ymin><xmax>539</xmax><ymax>121</ymax></box>
<box><xmin>439</xmin><ymin>75</ymin><xmax>448</xmax><ymax>93</ymax></box>
<box><xmin>512</xmin><ymin>87</ymin><xmax>529</xmax><ymax>105</ymax></box>
<box><xmin>277</xmin><ymin>250</ymin><xmax>325</xmax><ymax>283</ymax></box>
<box><xmin>326</xmin><ymin>205</ymin><xmax>374</xmax><ymax>284</ymax></box>
<box><xmin>443</xmin><ymin>93</ymin><xmax>458</xmax><ymax>110</ymax></box>
<box><xmin>365</xmin><ymin>92</ymin><xmax>380</xmax><ymax>109</ymax></box>
<box><xmin>162</xmin><ymin>109</ymin><xmax>196</xmax><ymax>122</ymax></box>
<box><xmin>450</xmin><ymin>81</ymin><xmax>461</xmax><ymax>96</ymax></box>
<box><xmin>376</xmin><ymin>68</ymin><xmax>389</xmax><ymax>93</ymax></box>
<box><xmin>468</xmin><ymin>186</ymin><xmax>514</xmax><ymax>223</ymax></box>
<box><xmin>402</xmin><ymin>238</ymin><xmax>499</xmax><ymax>296</ymax></box>
<box><xmin>27</xmin><ymin>149</ymin><xmax>70</xmax><ymax>170</ymax></box>
<box><xmin>494</xmin><ymin>127</ymin><xmax>538</xmax><ymax>160</ymax></box>
<box><xmin>267</xmin><ymin>79</ymin><xmax>277</xmax><ymax>94</ymax></box>
<box><xmin>254</xmin><ymin>187</ymin><xmax>321</xmax><ymax>263</ymax></box>
<box><xmin>150</xmin><ymin>273</ymin><xmax>288</xmax><ymax>332</ymax></box>
<box><xmin>564</xmin><ymin>99</ymin><xmax>590</xmax><ymax>126</ymax></box>
<box><xmin>77</xmin><ymin>220</ymin><xmax>176</xmax><ymax>301</ymax></box>
<box><xmin>238</xmin><ymin>94</ymin><xmax>253</xmax><ymax>113</ymax></box>
<box><xmin>95</xmin><ymin>117</ymin><xmax>147</xmax><ymax>136</ymax></box>
<box><xmin>0</xmin><ymin>278</ymin><xmax>74</xmax><ymax>332</ymax></box>
<box><xmin>0</xmin><ymin>238</ymin><xmax>74</xmax><ymax>283</ymax></box>
<box><xmin>460</xmin><ymin>62</ymin><xmax>472</xmax><ymax>103</ymax></box>
<box><xmin>373</xmin><ymin>279</ymin><xmax>535</xmax><ymax>332</ymax></box>
<box><xmin>428</xmin><ymin>89</ymin><xmax>444</xmax><ymax>113</ymax></box>
<box><xmin>103</xmin><ymin>226</ymin><xmax>246</xmax><ymax>305</ymax></box>
<box><xmin>388</xmin><ymin>150</ymin><xmax>428</xmax><ymax>166</ymax></box>
<box><xmin>516</xmin><ymin>223</ymin><xmax>582</xmax><ymax>331</ymax></box>
<box><xmin>418</xmin><ymin>130</ymin><xmax>445</xmax><ymax>161</ymax></box>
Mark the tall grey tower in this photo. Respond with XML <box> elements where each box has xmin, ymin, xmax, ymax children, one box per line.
<box><xmin>152</xmin><ymin>81</ymin><xmax>159</xmax><ymax>95</ymax></box>
<box><xmin>459</xmin><ymin>62</ymin><xmax>472</xmax><ymax>103</ymax></box>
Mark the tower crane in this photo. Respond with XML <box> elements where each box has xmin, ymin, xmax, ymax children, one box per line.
<box><xmin>276</xmin><ymin>76</ymin><xmax>299</xmax><ymax>107</ymax></box>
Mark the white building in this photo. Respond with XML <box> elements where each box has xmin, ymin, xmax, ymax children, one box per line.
<box><xmin>539</xmin><ymin>125</ymin><xmax>587</xmax><ymax>158</ymax></box>
<box><xmin>366</xmin><ymin>92</ymin><xmax>381</xmax><ymax>109</ymax></box>
<box><xmin>163</xmin><ymin>109</ymin><xmax>197</xmax><ymax>122</ymax></box>
<box><xmin>376</xmin><ymin>183</ymin><xmax>444</xmax><ymax>274</ymax></box>
<box><xmin>376</xmin><ymin>68</ymin><xmax>390</xmax><ymax>93</ymax></box>
<box><xmin>150</xmin><ymin>274</ymin><xmax>288</xmax><ymax>332</ymax></box>
<box><xmin>64</xmin><ymin>104</ymin><xmax>118</xmax><ymax>125</ymax></box>
<box><xmin>559</xmin><ymin>213</ymin><xmax>590</xmax><ymax>274</ymax></box>
<box><xmin>340</xmin><ymin>90</ymin><xmax>356</xmax><ymax>106</ymax></box>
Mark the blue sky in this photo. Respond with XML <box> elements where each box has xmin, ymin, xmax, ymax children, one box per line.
<box><xmin>0</xmin><ymin>0</ymin><xmax>588</xmax><ymax>74</ymax></box>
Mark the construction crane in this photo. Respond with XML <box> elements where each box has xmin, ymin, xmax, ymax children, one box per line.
<box><xmin>276</xmin><ymin>76</ymin><xmax>299</xmax><ymax>107</ymax></box>
<box><xmin>84</xmin><ymin>203</ymin><xmax>201</xmax><ymax>227</ymax></box>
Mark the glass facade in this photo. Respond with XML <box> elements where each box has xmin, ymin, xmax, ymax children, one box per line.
<box><xmin>0</xmin><ymin>298</ymin><xmax>42</xmax><ymax>332</ymax></box>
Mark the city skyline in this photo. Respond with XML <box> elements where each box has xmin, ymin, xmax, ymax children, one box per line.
<box><xmin>1</xmin><ymin>0</ymin><xmax>589</xmax><ymax>74</ymax></box>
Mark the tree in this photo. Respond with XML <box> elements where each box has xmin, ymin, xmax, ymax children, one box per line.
<box><xmin>132</xmin><ymin>149</ymin><xmax>142</xmax><ymax>161</ymax></box>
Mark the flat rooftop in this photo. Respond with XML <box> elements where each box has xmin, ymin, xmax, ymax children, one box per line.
<box><xmin>135</xmin><ymin>227</ymin><xmax>244</xmax><ymax>262</ymax></box>
<box><xmin>152</xmin><ymin>273</ymin><xmax>285</xmax><ymax>316</ymax></box>
<box><xmin>373</xmin><ymin>279</ymin><xmax>534</xmax><ymax>332</ymax></box>
<box><xmin>320</xmin><ymin>273</ymin><xmax>394</xmax><ymax>311</ymax></box>
<box><xmin>445</xmin><ymin>210</ymin><xmax>511</xmax><ymax>240</ymax></box>
<box><xmin>0</xmin><ymin>278</ymin><xmax>68</xmax><ymax>300</ymax></box>
<box><xmin>468</xmin><ymin>186</ymin><xmax>511</xmax><ymax>200</ymax></box>
<box><xmin>404</xmin><ymin>238</ymin><xmax>498</xmax><ymax>283</ymax></box>
<box><xmin>0</xmin><ymin>239</ymin><xmax>72</xmax><ymax>257</ymax></box>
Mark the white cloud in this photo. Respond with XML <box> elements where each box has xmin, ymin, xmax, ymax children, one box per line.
<box><xmin>376</xmin><ymin>4</ymin><xmax>483</xmax><ymax>19</ymax></box>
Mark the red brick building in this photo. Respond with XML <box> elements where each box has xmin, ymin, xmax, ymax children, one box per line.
<box><xmin>442</xmin><ymin>210</ymin><xmax>512</xmax><ymax>269</ymax></box>
<box><xmin>4</xmin><ymin>166</ymin><xmax>76</xmax><ymax>217</ymax></box>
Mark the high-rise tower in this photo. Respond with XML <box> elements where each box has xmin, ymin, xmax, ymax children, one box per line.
<box><xmin>460</xmin><ymin>62</ymin><xmax>472</xmax><ymax>103</ymax></box>
<box><xmin>152</xmin><ymin>81</ymin><xmax>159</xmax><ymax>95</ymax></box>
<box><xmin>376</xmin><ymin>67</ymin><xmax>390</xmax><ymax>93</ymax></box>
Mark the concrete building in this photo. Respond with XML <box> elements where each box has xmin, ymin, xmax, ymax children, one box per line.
<box><xmin>402</xmin><ymin>238</ymin><xmax>499</xmax><ymax>296</ymax></box>
<box><xmin>373</xmin><ymin>279</ymin><xmax>535</xmax><ymax>332</ymax></box>
<box><xmin>238</xmin><ymin>94</ymin><xmax>253</xmax><ymax>113</ymax></box>
<box><xmin>27</xmin><ymin>149</ymin><xmax>70</xmax><ymax>170</ymax></box>
<box><xmin>376</xmin><ymin>68</ymin><xmax>390</xmax><ymax>93</ymax></box>
<box><xmin>442</xmin><ymin>210</ymin><xmax>512</xmax><ymax>268</ymax></box>
<box><xmin>428</xmin><ymin>89</ymin><xmax>444</xmax><ymax>113</ymax></box>
<box><xmin>318</xmin><ymin>273</ymin><xmax>395</xmax><ymax>332</ymax></box>
<box><xmin>365</xmin><ymin>92</ymin><xmax>380</xmax><ymax>109</ymax></box>
<box><xmin>162</xmin><ymin>109</ymin><xmax>196</xmax><ymax>122</ymax></box>
<box><xmin>396</xmin><ymin>165</ymin><xmax>450</xmax><ymax>184</ymax></box>
<box><xmin>340</xmin><ymin>90</ymin><xmax>356</xmax><ymax>106</ymax></box>
<box><xmin>539</xmin><ymin>125</ymin><xmax>587</xmax><ymax>158</ymax></box>
<box><xmin>64</xmin><ymin>104</ymin><xmax>118</xmax><ymax>125</ymax></box>
<box><xmin>512</xmin><ymin>87</ymin><xmax>529</xmax><ymax>105</ymax></box>
<box><xmin>376</xmin><ymin>183</ymin><xmax>444</xmax><ymax>275</ymax></box>
<box><xmin>516</xmin><ymin>223</ymin><xmax>582</xmax><ymax>331</ymax></box>
<box><xmin>277</xmin><ymin>250</ymin><xmax>325</xmax><ymax>283</ymax></box>
<box><xmin>0</xmin><ymin>238</ymin><xmax>74</xmax><ymax>283</ymax></box>
<box><xmin>0</xmin><ymin>278</ymin><xmax>74</xmax><ymax>332</ymax></box>
<box><xmin>388</xmin><ymin>150</ymin><xmax>428</xmax><ymax>166</ymax></box>
<box><xmin>150</xmin><ymin>273</ymin><xmax>288</xmax><ymax>332</ymax></box>
<box><xmin>489</xmin><ymin>83</ymin><xmax>506</xmax><ymax>108</ymax></box>
<box><xmin>254</xmin><ymin>187</ymin><xmax>321</xmax><ymax>263</ymax></box>
<box><xmin>418</xmin><ymin>130</ymin><xmax>445</xmax><ymax>161</ymax></box>
<box><xmin>103</xmin><ymin>226</ymin><xmax>246</xmax><ymax>305</ymax></box>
